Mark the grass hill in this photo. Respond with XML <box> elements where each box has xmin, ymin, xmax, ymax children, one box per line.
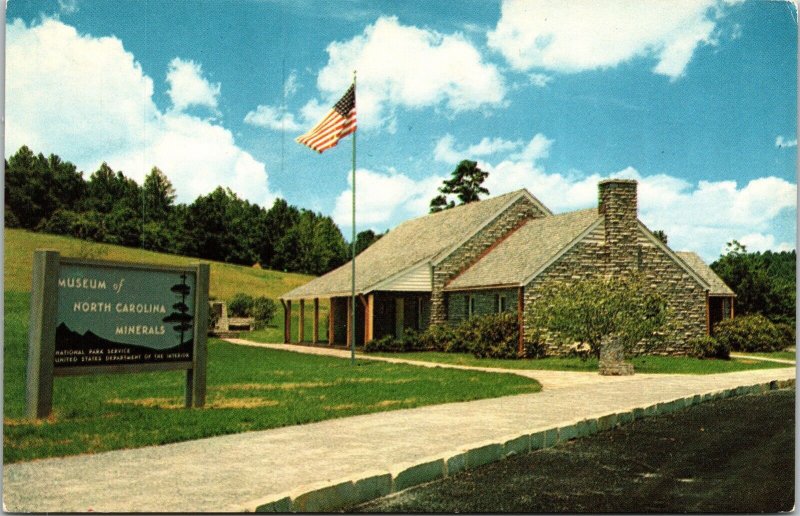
<box><xmin>4</xmin><ymin>228</ymin><xmax>314</xmax><ymax>300</ymax></box>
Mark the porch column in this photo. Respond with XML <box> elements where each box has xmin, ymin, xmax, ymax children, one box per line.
<box><xmin>359</xmin><ymin>295</ymin><xmax>370</xmax><ymax>343</ymax></box>
<box><xmin>705</xmin><ymin>291</ymin><xmax>710</xmax><ymax>336</ymax></box>
<box><xmin>313</xmin><ymin>298</ymin><xmax>319</xmax><ymax>344</ymax></box>
<box><xmin>283</xmin><ymin>300</ymin><xmax>292</xmax><ymax>343</ymax></box>
<box><xmin>517</xmin><ymin>287</ymin><xmax>524</xmax><ymax>355</ymax></box>
<box><xmin>328</xmin><ymin>298</ymin><xmax>335</xmax><ymax>346</ymax></box>
<box><xmin>366</xmin><ymin>294</ymin><xmax>374</xmax><ymax>342</ymax></box>
<box><xmin>731</xmin><ymin>297</ymin><xmax>735</xmax><ymax>319</ymax></box>
<box><xmin>346</xmin><ymin>297</ymin><xmax>353</xmax><ymax>348</ymax></box>
<box><xmin>298</xmin><ymin>299</ymin><xmax>305</xmax><ymax>343</ymax></box>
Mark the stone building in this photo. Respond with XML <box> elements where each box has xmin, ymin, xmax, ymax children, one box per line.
<box><xmin>279</xmin><ymin>179</ymin><xmax>735</xmax><ymax>355</ymax></box>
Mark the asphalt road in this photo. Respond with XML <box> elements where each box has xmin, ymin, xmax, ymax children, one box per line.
<box><xmin>355</xmin><ymin>388</ymin><xmax>795</xmax><ymax>513</ymax></box>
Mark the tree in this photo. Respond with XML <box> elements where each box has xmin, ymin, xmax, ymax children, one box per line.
<box><xmin>711</xmin><ymin>241</ymin><xmax>796</xmax><ymax>325</ymax></box>
<box><xmin>429</xmin><ymin>160</ymin><xmax>489</xmax><ymax>213</ymax></box>
<box><xmin>528</xmin><ymin>275</ymin><xmax>668</xmax><ymax>362</ymax></box>
<box><xmin>653</xmin><ymin>230</ymin><xmax>668</xmax><ymax>245</ymax></box>
<box><xmin>354</xmin><ymin>229</ymin><xmax>384</xmax><ymax>255</ymax></box>
<box><xmin>142</xmin><ymin>167</ymin><xmax>176</xmax><ymax>223</ymax></box>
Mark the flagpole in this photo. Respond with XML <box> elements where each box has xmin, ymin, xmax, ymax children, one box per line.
<box><xmin>350</xmin><ymin>70</ymin><xmax>357</xmax><ymax>365</ymax></box>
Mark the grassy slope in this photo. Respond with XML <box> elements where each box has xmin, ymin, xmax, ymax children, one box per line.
<box><xmin>5</xmin><ymin>291</ymin><xmax>540</xmax><ymax>463</ymax></box>
<box><xmin>4</xmin><ymin>228</ymin><xmax>314</xmax><ymax>300</ymax></box>
<box><xmin>369</xmin><ymin>351</ymin><xmax>793</xmax><ymax>374</ymax></box>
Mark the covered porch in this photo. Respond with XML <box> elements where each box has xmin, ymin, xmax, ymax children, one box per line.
<box><xmin>280</xmin><ymin>291</ymin><xmax>431</xmax><ymax>346</ymax></box>
<box><xmin>707</xmin><ymin>294</ymin><xmax>735</xmax><ymax>335</ymax></box>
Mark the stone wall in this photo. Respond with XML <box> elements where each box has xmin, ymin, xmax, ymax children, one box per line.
<box><xmin>430</xmin><ymin>196</ymin><xmax>546</xmax><ymax>325</ymax></box>
<box><xmin>446</xmin><ymin>287</ymin><xmax>519</xmax><ymax>326</ymax></box>
<box><xmin>522</xmin><ymin>220</ymin><xmax>708</xmax><ymax>356</ymax></box>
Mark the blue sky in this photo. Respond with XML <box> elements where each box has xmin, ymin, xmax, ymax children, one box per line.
<box><xmin>5</xmin><ymin>0</ymin><xmax>797</xmax><ymax>261</ymax></box>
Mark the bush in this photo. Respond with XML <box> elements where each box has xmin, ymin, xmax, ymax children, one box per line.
<box><xmin>774</xmin><ymin>322</ymin><xmax>796</xmax><ymax>350</ymax></box>
<box><xmin>714</xmin><ymin>314</ymin><xmax>783</xmax><ymax>353</ymax></box>
<box><xmin>458</xmin><ymin>313</ymin><xmax>520</xmax><ymax>359</ymax></box>
<box><xmin>251</xmin><ymin>296</ymin><xmax>277</xmax><ymax>329</ymax></box>
<box><xmin>689</xmin><ymin>335</ymin><xmax>730</xmax><ymax>360</ymax></box>
<box><xmin>417</xmin><ymin>324</ymin><xmax>458</xmax><ymax>352</ymax></box>
<box><xmin>363</xmin><ymin>329</ymin><xmax>423</xmax><ymax>353</ymax></box>
<box><xmin>228</xmin><ymin>293</ymin><xmax>254</xmax><ymax>317</ymax></box>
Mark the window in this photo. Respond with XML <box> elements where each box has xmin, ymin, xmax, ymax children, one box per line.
<box><xmin>465</xmin><ymin>295</ymin><xmax>475</xmax><ymax>318</ymax></box>
<box><xmin>496</xmin><ymin>294</ymin><xmax>507</xmax><ymax>313</ymax></box>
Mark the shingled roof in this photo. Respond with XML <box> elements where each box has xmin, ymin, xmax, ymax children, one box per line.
<box><xmin>675</xmin><ymin>251</ymin><xmax>736</xmax><ymax>296</ymax></box>
<box><xmin>445</xmin><ymin>208</ymin><xmax>601</xmax><ymax>290</ymax></box>
<box><xmin>281</xmin><ymin>189</ymin><xmax>543</xmax><ymax>300</ymax></box>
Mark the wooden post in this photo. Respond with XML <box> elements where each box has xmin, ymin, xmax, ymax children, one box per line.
<box><xmin>298</xmin><ymin>299</ymin><xmax>305</xmax><ymax>343</ymax></box>
<box><xmin>517</xmin><ymin>287</ymin><xmax>524</xmax><ymax>356</ymax></box>
<box><xmin>328</xmin><ymin>298</ymin><xmax>335</xmax><ymax>346</ymax></box>
<box><xmin>366</xmin><ymin>294</ymin><xmax>374</xmax><ymax>342</ymax></box>
<box><xmin>285</xmin><ymin>300</ymin><xmax>292</xmax><ymax>343</ymax></box>
<box><xmin>731</xmin><ymin>297</ymin><xmax>735</xmax><ymax>319</ymax></box>
<box><xmin>189</xmin><ymin>263</ymin><xmax>209</xmax><ymax>408</ymax></box>
<box><xmin>313</xmin><ymin>298</ymin><xmax>319</xmax><ymax>344</ymax></box>
<box><xmin>359</xmin><ymin>295</ymin><xmax>370</xmax><ymax>343</ymax></box>
<box><xmin>346</xmin><ymin>297</ymin><xmax>352</xmax><ymax>348</ymax></box>
<box><xmin>27</xmin><ymin>250</ymin><xmax>60</xmax><ymax>419</ymax></box>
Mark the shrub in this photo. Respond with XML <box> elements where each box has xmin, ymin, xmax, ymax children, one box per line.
<box><xmin>251</xmin><ymin>296</ymin><xmax>278</xmax><ymax>329</ymax></box>
<box><xmin>228</xmin><ymin>293</ymin><xmax>254</xmax><ymax>317</ymax></box>
<box><xmin>458</xmin><ymin>312</ymin><xmax>520</xmax><ymax>359</ymax></box>
<box><xmin>714</xmin><ymin>314</ymin><xmax>783</xmax><ymax>353</ymax></box>
<box><xmin>417</xmin><ymin>324</ymin><xmax>457</xmax><ymax>352</ymax></box>
<box><xmin>689</xmin><ymin>335</ymin><xmax>730</xmax><ymax>360</ymax></box>
<box><xmin>363</xmin><ymin>329</ymin><xmax>423</xmax><ymax>353</ymax></box>
<box><xmin>774</xmin><ymin>322</ymin><xmax>796</xmax><ymax>351</ymax></box>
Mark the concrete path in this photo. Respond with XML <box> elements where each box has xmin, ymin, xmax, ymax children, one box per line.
<box><xmin>224</xmin><ymin>339</ymin><xmax>668</xmax><ymax>390</ymax></box>
<box><xmin>3</xmin><ymin>346</ymin><xmax>794</xmax><ymax>513</ymax></box>
<box><xmin>730</xmin><ymin>352</ymin><xmax>796</xmax><ymax>365</ymax></box>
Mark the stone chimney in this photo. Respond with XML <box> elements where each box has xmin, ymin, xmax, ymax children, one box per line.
<box><xmin>598</xmin><ymin>179</ymin><xmax>638</xmax><ymax>273</ymax></box>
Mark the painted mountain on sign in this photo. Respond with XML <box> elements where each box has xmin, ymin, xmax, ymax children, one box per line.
<box><xmin>55</xmin><ymin>323</ymin><xmax>193</xmax><ymax>367</ymax></box>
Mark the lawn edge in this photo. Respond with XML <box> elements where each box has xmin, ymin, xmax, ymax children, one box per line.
<box><xmin>236</xmin><ymin>378</ymin><xmax>795</xmax><ymax>513</ymax></box>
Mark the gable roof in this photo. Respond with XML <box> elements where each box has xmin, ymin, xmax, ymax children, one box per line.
<box><xmin>445</xmin><ymin>209</ymin><xmax>601</xmax><ymax>290</ymax></box>
<box><xmin>675</xmin><ymin>251</ymin><xmax>736</xmax><ymax>296</ymax></box>
<box><xmin>281</xmin><ymin>189</ymin><xmax>540</xmax><ymax>300</ymax></box>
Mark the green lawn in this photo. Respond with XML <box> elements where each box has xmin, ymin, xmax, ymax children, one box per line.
<box><xmin>370</xmin><ymin>351</ymin><xmax>794</xmax><ymax>374</ymax></box>
<box><xmin>4</xmin><ymin>291</ymin><xmax>540</xmax><ymax>463</ymax></box>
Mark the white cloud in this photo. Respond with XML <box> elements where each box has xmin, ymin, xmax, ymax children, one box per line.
<box><xmin>487</xmin><ymin>0</ymin><xmax>733</xmax><ymax>80</ymax></box>
<box><xmin>244</xmin><ymin>105</ymin><xmax>302</xmax><ymax>131</ymax></box>
<box><xmin>529</xmin><ymin>73</ymin><xmax>552</xmax><ymax>87</ymax></box>
<box><xmin>333</xmin><ymin>168</ymin><xmax>444</xmax><ymax>230</ymax></box>
<box><xmin>313</xmin><ymin>16</ymin><xmax>506</xmax><ymax>129</ymax></box>
<box><xmin>6</xmin><ymin>18</ymin><xmax>276</xmax><ymax>206</ymax></box>
<box><xmin>283</xmin><ymin>70</ymin><xmax>299</xmax><ymax>98</ymax></box>
<box><xmin>776</xmin><ymin>135</ymin><xmax>798</xmax><ymax>148</ymax></box>
<box><xmin>737</xmin><ymin>233</ymin><xmax>794</xmax><ymax>254</ymax></box>
<box><xmin>58</xmin><ymin>0</ymin><xmax>79</xmax><ymax>15</ymax></box>
<box><xmin>476</xmin><ymin>135</ymin><xmax>795</xmax><ymax>261</ymax></box>
<box><xmin>434</xmin><ymin>134</ymin><xmax>524</xmax><ymax>164</ymax></box>
<box><xmin>166</xmin><ymin>57</ymin><xmax>221</xmax><ymax>112</ymax></box>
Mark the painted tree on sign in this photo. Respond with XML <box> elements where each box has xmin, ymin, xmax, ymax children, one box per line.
<box><xmin>163</xmin><ymin>273</ymin><xmax>193</xmax><ymax>346</ymax></box>
<box><xmin>528</xmin><ymin>274</ymin><xmax>668</xmax><ymax>360</ymax></box>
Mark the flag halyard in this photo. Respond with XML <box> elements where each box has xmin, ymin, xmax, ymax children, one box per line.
<box><xmin>296</xmin><ymin>84</ymin><xmax>356</xmax><ymax>153</ymax></box>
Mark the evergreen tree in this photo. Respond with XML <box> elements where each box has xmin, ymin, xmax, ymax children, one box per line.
<box><xmin>429</xmin><ymin>160</ymin><xmax>489</xmax><ymax>213</ymax></box>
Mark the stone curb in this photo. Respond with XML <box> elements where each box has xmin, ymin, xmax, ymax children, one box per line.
<box><xmin>240</xmin><ymin>379</ymin><xmax>795</xmax><ymax>512</ymax></box>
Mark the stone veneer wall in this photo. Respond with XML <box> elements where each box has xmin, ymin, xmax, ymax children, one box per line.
<box><xmin>446</xmin><ymin>287</ymin><xmax>519</xmax><ymax>326</ymax></box>
<box><xmin>522</xmin><ymin>221</ymin><xmax>707</xmax><ymax>356</ymax></box>
<box><xmin>430</xmin><ymin>196</ymin><xmax>546</xmax><ymax>325</ymax></box>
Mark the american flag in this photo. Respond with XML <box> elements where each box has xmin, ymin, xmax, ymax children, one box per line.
<box><xmin>296</xmin><ymin>84</ymin><xmax>357</xmax><ymax>153</ymax></box>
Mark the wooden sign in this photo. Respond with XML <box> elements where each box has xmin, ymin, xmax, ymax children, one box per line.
<box><xmin>26</xmin><ymin>250</ymin><xmax>209</xmax><ymax>418</ymax></box>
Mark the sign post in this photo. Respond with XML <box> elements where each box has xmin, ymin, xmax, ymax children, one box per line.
<box><xmin>26</xmin><ymin>250</ymin><xmax>209</xmax><ymax>418</ymax></box>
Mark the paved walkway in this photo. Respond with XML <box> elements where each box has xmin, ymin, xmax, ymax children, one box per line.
<box><xmin>3</xmin><ymin>344</ymin><xmax>795</xmax><ymax>512</ymax></box>
<box><xmin>730</xmin><ymin>352</ymin><xmax>796</xmax><ymax>365</ymax></box>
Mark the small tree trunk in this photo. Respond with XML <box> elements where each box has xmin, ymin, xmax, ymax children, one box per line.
<box><xmin>599</xmin><ymin>335</ymin><xmax>634</xmax><ymax>376</ymax></box>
